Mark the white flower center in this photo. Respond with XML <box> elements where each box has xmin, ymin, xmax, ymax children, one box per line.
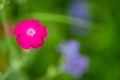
<box><xmin>26</xmin><ymin>28</ymin><xmax>35</xmax><ymax>36</ymax></box>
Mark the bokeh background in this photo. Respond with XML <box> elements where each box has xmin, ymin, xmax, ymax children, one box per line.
<box><xmin>0</xmin><ymin>0</ymin><xmax>120</xmax><ymax>80</ymax></box>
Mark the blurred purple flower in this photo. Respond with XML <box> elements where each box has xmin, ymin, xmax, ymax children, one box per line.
<box><xmin>57</xmin><ymin>40</ymin><xmax>89</xmax><ymax>78</ymax></box>
<box><xmin>57</xmin><ymin>40</ymin><xmax>80</xmax><ymax>55</ymax></box>
<box><xmin>67</xmin><ymin>0</ymin><xmax>90</xmax><ymax>20</ymax></box>
<box><xmin>67</xmin><ymin>0</ymin><xmax>91</xmax><ymax>34</ymax></box>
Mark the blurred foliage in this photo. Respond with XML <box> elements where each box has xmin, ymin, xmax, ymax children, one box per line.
<box><xmin>0</xmin><ymin>0</ymin><xmax>120</xmax><ymax>80</ymax></box>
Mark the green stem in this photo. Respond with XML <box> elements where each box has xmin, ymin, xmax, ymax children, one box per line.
<box><xmin>1</xmin><ymin>67</ymin><xmax>14</xmax><ymax>80</ymax></box>
<box><xmin>0</xmin><ymin>8</ymin><xmax>14</xmax><ymax>59</ymax></box>
<box><xmin>0</xmin><ymin>6</ymin><xmax>19</xmax><ymax>80</ymax></box>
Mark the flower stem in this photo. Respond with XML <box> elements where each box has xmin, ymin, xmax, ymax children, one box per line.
<box><xmin>0</xmin><ymin>2</ymin><xmax>19</xmax><ymax>80</ymax></box>
<box><xmin>0</xmin><ymin>6</ymin><xmax>17</xmax><ymax>62</ymax></box>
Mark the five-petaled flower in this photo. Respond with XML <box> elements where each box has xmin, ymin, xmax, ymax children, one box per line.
<box><xmin>14</xmin><ymin>19</ymin><xmax>47</xmax><ymax>49</ymax></box>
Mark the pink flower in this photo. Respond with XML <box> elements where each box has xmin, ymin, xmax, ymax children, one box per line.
<box><xmin>14</xmin><ymin>19</ymin><xmax>47</xmax><ymax>49</ymax></box>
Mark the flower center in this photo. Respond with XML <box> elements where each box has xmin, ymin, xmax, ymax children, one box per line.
<box><xmin>26</xmin><ymin>28</ymin><xmax>35</xmax><ymax>36</ymax></box>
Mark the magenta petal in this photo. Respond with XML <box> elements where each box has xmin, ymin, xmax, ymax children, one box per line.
<box><xmin>21</xmin><ymin>42</ymin><xmax>31</xmax><ymax>49</ymax></box>
<box><xmin>16</xmin><ymin>35</ymin><xmax>31</xmax><ymax>49</ymax></box>
<box><xmin>23</xmin><ymin>19</ymin><xmax>39</xmax><ymax>28</ymax></box>
<box><xmin>35</xmin><ymin>25</ymin><xmax>47</xmax><ymax>38</ymax></box>
<box><xmin>14</xmin><ymin>21</ymin><xmax>26</xmax><ymax>35</ymax></box>
<box><xmin>14</xmin><ymin>19</ymin><xmax>39</xmax><ymax>35</ymax></box>
<box><xmin>31</xmin><ymin>35</ymin><xmax>44</xmax><ymax>48</ymax></box>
